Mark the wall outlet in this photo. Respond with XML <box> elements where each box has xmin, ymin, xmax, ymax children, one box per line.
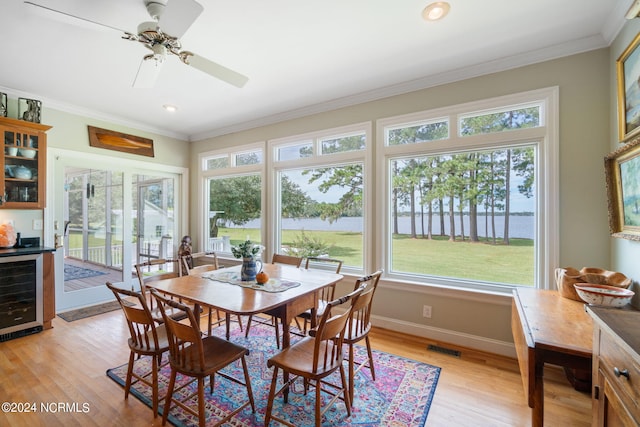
<box><xmin>422</xmin><ymin>305</ymin><xmax>432</xmax><ymax>318</ymax></box>
<box><xmin>33</xmin><ymin>219</ymin><xmax>43</xmax><ymax>230</ymax></box>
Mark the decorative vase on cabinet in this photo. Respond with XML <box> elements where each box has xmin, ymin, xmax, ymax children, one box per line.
<box><xmin>0</xmin><ymin>117</ymin><xmax>51</xmax><ymax>209</ymax></box>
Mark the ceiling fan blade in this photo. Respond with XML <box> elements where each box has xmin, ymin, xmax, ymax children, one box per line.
<box><xmin>24</xmin><ymin>1</ymin><xmax>128</xmax><ymax>33</ymax></box>
<box><xmin>159</xmin><ymin>0</ymin><xmax>204</xmax><ymax>38</ymax></box>
<box><xmin>133</xmin><ymin>57</ymin><xmax>164</xmax><ymax>88</ymax></box>
<box><xmin>185</xmin><ymin>53</ymin><xmax>249</xmax><ymax>88</ymax></box>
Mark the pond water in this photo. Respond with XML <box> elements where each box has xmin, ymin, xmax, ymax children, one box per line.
<box><xmin>234</xmin><ymin>214</ymin><xmax>534</xmax><ymax>239</ymax></box>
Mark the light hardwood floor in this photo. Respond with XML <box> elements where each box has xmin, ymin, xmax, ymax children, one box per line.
<box><xmin>0</xmin><ymin>309</ymin><xmax>591</xmax><ymax>426</ymax></box>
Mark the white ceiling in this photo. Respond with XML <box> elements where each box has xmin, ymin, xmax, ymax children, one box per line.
<box><xmin>0</xmin><ymin>0</ymin><xmax>631</xmax><ymax>141</ymax></box>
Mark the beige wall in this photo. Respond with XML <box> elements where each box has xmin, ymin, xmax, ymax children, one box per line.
<box><xmin>610</xmin><ymin>20</ymin><xmax>640</xmax><ymax>308</ymax></box>
<box><xmin>0</xmin><ymin>102</ymin><xmax>189</xmax><ymax>263</ymax></box>
<box><xmin>43</xmin><ymin>108</ymin><xmax>188</xmax><ymax>166</ymax></box>
<box><xmin>4</xmin><ymin>45</ymin><xmax>614</xmax><ymax>356</ymax></box>
<box><xmin>191</xmin><ymin>49</ymin><xmax>611</xmax><ymax>356</ymax></box>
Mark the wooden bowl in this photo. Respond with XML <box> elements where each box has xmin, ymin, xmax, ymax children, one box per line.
<box><xmin>573</xmin><ymin>283</ymin><xmax>634</xmax><ymax>307</ymax></box>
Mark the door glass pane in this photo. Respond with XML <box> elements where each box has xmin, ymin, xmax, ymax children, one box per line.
<box><xmin>64</xmin><ymin>167</ymin><xmax>124</xmax><ymax>292</ymax></box>
<box><xmin>134</xmin><ymin>175</ymin><xmax>176</xmax><ymax>267</ymax></box>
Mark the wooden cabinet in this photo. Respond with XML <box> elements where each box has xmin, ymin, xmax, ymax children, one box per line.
<box><xmin>1</xmin><ymin>116</ymin><xmax>51</xmax><ymax>209</ymax></box>
<box><xmin>588</xmin><ymin>306</ymin><xmax>640</xmax><ymax>427</ymax></box>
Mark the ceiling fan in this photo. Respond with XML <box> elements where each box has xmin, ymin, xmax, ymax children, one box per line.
<box><xmin>24</xmin><ymin>0</ymin><xmax>249</xmax><ymax>88</ymax></box>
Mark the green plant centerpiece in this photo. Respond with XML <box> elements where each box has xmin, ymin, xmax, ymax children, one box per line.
<box><xmin>231</xmin><ymin>240</ymin><xmax>262</xmax><ymax>281</ymax></box>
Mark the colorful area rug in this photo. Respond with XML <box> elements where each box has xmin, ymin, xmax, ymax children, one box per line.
<box><xmin>106</xmin><ymin>322</ymin><xmax>440</xmax><ymax>426</ymax></box>
<box><xmin>58</xmin><ymin>300</ymin><xmax>133</xmax><ymax>322</ymax></box>
<box><xmin>64</xmin><ymin>264</ymin><xmax>107</xmax><ymax>281</ymax></box>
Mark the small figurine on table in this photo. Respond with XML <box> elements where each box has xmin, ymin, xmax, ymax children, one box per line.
<box><xmin>178</xmin><ymin>235</ymin><xmax>193</xmax><ymax>274</ymax></box>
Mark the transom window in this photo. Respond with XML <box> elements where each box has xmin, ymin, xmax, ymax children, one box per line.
<box><xmin>379</xmin><ymin>88</ymin><xmax>558</xmax><ymax>292</ymax></box>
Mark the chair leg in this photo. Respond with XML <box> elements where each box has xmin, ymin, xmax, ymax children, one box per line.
<box><xmin>315</xmin><ymin>377</ymin><xmax>322</xmax><ymax>427</ymax></box>
<box><xmin>340</xmin><ymin>364</ymin><xmax>352</xmax><ymax>415</ymax></box>
<box><xmin>151</xmin><ymin>354</ymin><xmax>159</xmax><ymax>418</ymax></box>
<box><xmin>264</xmin><ymin>366</ymin><xmax>279</xmax><ymax>426</ymax></box>
<box><xmin>365</xmin><ymin>335</ymin><xmax>376</xmax><ymax>380</ymax></box>
<box><xmin>241</xmin><ymin>355</ymin><xmax>256</xmax><ymax>412</ymax></box>
<box><xmin>124</xmin><ymin>351</ymin><xmax>135</xmax><ymax>399</ymax></box>
<box><xmin>197</xmin><ymin>378</ymin><xmax>206</xmax><ymax>427</ymax></box>
<box><xmin>348</xmin><ymin>343</ymin><xmax>355</xmax><ymax>406</ymax></box>
<box><xmin>162</xmin><ymin>369</ymin><xmax>177</xmax><ymax>426</ymax></box>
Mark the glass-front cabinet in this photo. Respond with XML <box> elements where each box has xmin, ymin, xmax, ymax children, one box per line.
<box><xmin>1</xmin><ymin>117</ymin><xmax>51</xmax><ymax>209</ymax></box>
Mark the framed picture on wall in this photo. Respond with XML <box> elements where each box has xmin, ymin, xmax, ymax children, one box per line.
<box><xmin>617</xmin><ymin>32</ymin><xmax>640</xmax><ymax>142</ymax></box>
<box><xmin>605</xmin><ymin>136</ymin><xmax>640</xmax><ymax>240</ymax></box>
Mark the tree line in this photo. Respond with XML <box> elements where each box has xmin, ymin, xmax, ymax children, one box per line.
<box><xmin>209</xmin><ymin>106</ymin><xmax>538</xmax><ymax>245</ymax></box>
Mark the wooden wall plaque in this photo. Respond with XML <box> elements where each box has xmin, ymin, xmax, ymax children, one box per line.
<box><xmin>88</xmin><ymin>126</ymin><xmax>154</xmax><ymax>157</ymax></box>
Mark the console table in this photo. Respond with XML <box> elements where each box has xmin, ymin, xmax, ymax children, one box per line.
<box><xmin>511</xmin><ymin>288</ymin><xmax>593</xmax><ymax>427</ymax></box>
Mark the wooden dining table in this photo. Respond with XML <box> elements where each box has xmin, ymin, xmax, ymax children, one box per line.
<box><xmin>511</xmin><ymin>288</ymin><xmax>593</xmax><ymax>427</ymax></box>
<box><xmin>147</xmin><ymin>262</ymin><xmax>344</xmax><ymax>349</ymax></box>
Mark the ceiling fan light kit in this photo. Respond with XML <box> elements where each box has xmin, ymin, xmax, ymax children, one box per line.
<box><xmin>24</xmin><ymin>0</ymin><xmax>249</xmax><ymax>88</ymax></box>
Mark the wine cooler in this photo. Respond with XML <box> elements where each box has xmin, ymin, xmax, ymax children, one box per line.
<box><xmin>0</xmin><ymin>254</ymin><xmax>43</xmax><ymax>341</ymax></box>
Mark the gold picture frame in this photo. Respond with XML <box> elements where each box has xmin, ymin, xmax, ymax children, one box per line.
<box><xmin>605</xmin><ymin>136</ymin><xmax>640</xmax><ymax>240</ymax></box>
<box><xmin>617</xmin><ymin>32</ymin><xmax>640</xmax><ymax>142</ymax></box>
<box><xmin>88</xmin><ymin>126</ymin><xmax>154</xmax><ymax>157</ymax></box>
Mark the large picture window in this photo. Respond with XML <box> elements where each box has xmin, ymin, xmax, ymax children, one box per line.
<box><xmin>197</xmin><ymin>89</ymin><xmax>557</xmax><ymax>292</ymax></box>
<box><xmin>379</xmin><ymin>88</ymin><xmax>558</xmax><ymax>291</ymax></box>
<box><xmin>389</xmin><ymin>146</ymin><xmax>536</xmax><ymax>286</ymax></box>
<box><xmin>270</xmin><ymin>124</ymin><xmax>369</xmax><ymax>271</ymax></box>
<box><xmin>201</xmin><ymin>147</ymin><xmax>263</xmax><ymax>253</ymax></box>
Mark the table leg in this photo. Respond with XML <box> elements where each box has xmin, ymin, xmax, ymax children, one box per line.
<box><xmin>532</xmin><ymin>359</ymin><xmax>544</xmax><ymax>427</ymax></box>
<box><xmin>225</xmin><ymin>312</ymin><xmax>231</xmax><ymax>340</ymax></box>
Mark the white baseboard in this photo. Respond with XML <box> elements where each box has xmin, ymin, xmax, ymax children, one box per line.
<box><xmin>371</xmin><ymin>314</ymin><xmax>516</xmax><ymax>359</ymax></box>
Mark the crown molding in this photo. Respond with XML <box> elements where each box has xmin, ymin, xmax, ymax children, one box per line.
<box><xmin>192</xmin><ymin>34</ymin><xmax>610</xmax><ymax>142</ymax></box>
<box><xmin>0</xmin><ymin>85</ymin><xmax>188</xmax><ymax>141</ymax></box>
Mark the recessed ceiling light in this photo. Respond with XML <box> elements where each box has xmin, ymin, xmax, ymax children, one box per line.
<box><xmin>422</xmin><ymin>2</ymin><xmax>450</xmax><ymax>21</ymax></box>
<box><xmin>163</xmin><ymin>104</ymin><xmax>178</xmax><ymax>112</ymax></box>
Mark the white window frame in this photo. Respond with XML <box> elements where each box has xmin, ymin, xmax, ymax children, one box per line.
<box><xmin>198</xmin><ymin>142</ymin><xmax>265</xmax><ymax>254</ymax></box>
<box><xmin>376</xmin><ymin>87</ymin><xmax>559</xmax><ymax>293</ymax></box>
<box><xmin>267</xmin><ymin>122</ymin><xmax>373</xmax><ymax>273</ymax></box>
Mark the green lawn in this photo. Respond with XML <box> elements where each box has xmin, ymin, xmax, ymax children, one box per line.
<box><xmin>69</xmin><ymin>227</ymin><xmax>534</xmax><ymax>285</ymax></box>
<box><xmin>218</xmin><ymin>227</ymin><xmax>534</xmax><ymax>286</ymax></box>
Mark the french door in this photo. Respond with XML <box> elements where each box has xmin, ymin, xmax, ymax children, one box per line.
<box><xmin>135</xmin><ymin>177</ymin><xmax>176</xmax><ymax>266</ymax></box>
<box><xmin>50</xmin><ymin>149</ymin><xmax>185</xmax><ymax>311</ymax></box>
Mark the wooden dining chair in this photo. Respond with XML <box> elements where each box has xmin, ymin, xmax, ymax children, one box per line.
<box><xmin>151</xmin><ymin>290</ymin><xmax>256</xmax><ymax>427</ymax></box>
<box><xmin>134</xmin><ymin>258</ymin><xmax>187</xmax><ymax>323</ymax></box>
<box><xmin>181</xmin><ymin>251</ymin><xmax>219</xmax><ymax>275</ymax></box>
<box><xmin>298</xmin><ymin>257</ymin><xmax>343</xmax><ymax>334</ymax></box>
<box><xmin>244</xmin><ymin>253</ymin><xmax>303</xmax><ymax>347</ymax></box>
<box><xmin>271</xmin><ymin>253</ymin><xmax>304</xmax><ymax>267</ymax></box>
<box><xmin>181</xmin><ymin>251</ymin><xmax>244</xmax><ymax>335</ymax></box>
<box><xmin>107</xmin><ymin>282</ymin><xmax>169</xmax><ymax>419</ymax></box>
<box><xmin>264</xmin><ymin>284</ymin><xmax>365</xmax><ymax>427</ymax></box>
<box><xmin>343</xmin><ymin>270</ymin><xmax>383</xmax><ymax>406</ymax></box>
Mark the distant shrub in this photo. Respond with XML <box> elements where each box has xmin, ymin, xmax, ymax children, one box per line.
<box><xmin>289</xmin><ymin>230</ymin><xmax>331</xmax><ymax>258</ymax></box>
